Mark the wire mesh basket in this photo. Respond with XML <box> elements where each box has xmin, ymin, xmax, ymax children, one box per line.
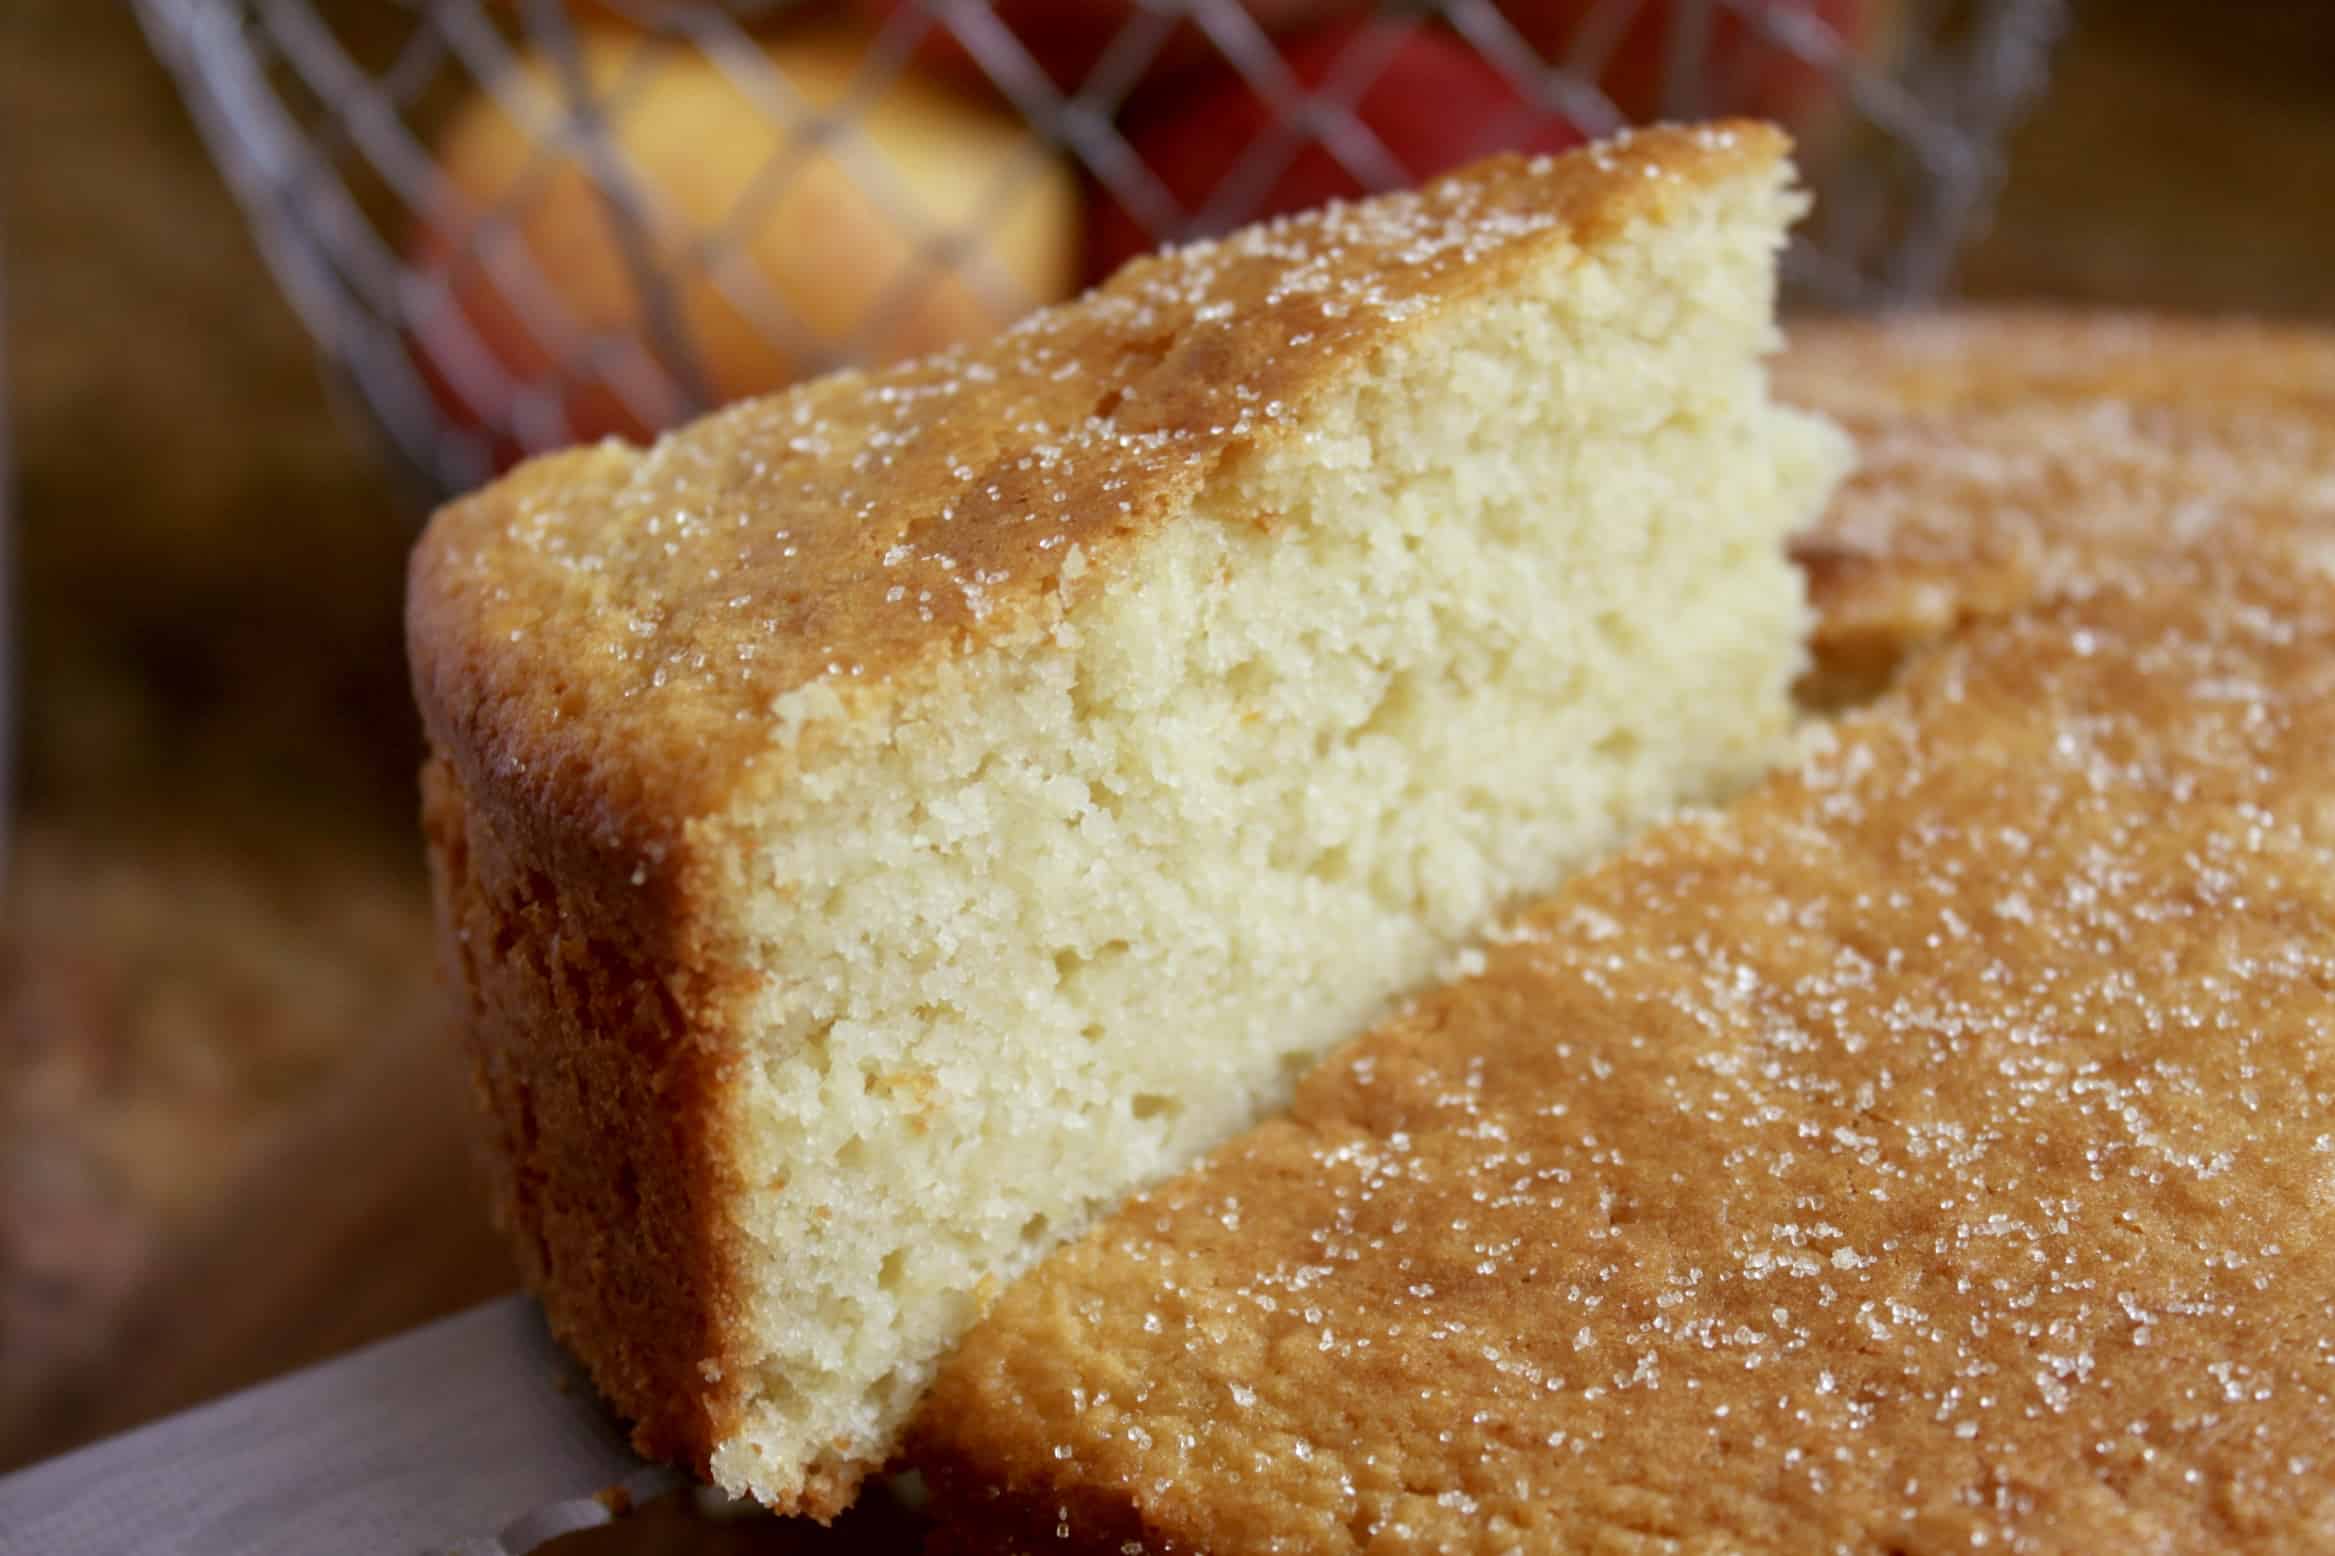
<box><xmin>136</xmin><ymin>0</ymin><xmax>2063</xmax><ymax>507</ymax></box>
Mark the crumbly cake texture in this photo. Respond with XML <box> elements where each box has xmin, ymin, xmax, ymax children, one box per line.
<box><xmin>915</xmin><ymin>565</ymin><xmax>2335</xmax><ymax>1553</ymax></box>
<box><xmin>409</xmin><ymin>123</ymin><xmax>1848</xmax><ymax>1514</ymax></box>
<box><xmin>1780</xmin><ymin>310</ymin><xmax>2335</xmax><ymax>703</ymax></box>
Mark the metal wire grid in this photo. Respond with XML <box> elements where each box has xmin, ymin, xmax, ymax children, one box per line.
<box><xmin>135</xmin><ymin>0</ymin><xmax>2064</xmax><ymax>507</ymax></box>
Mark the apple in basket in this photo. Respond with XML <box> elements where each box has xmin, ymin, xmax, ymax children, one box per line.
<box><xmin>407</xmin><ymin>25</ymin><xmax>1082</xmax><ymax>456</ymax></box>
<box><xmin>1085</xmin><ymin>16</ymin><xmax>1590</xmax><ymax>283</ymax></box>
<box><xmin>848</xmin><ymin>0</ymin><xmax>1362</xmax><ymax>97</ymax></box>
<box><xmin>1496</xmin><ymin>0</ymin><xmax>1894</xmax><ymax>127</ymax></box>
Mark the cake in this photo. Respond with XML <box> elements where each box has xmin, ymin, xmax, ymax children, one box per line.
<box><xmin>914</xmin><ymin>561</ymin><xmax>2335</xmax><ymax>1552</ymax></box>
<box><xmin>1779</xmin><ymin>310</ymin><xmax>2335</xmax><ymax>704</ymax></box>
<box><xmin>407</xmin><ymin>123</ymin><xmax>1848</xmax><ymax>1513</ymax></box>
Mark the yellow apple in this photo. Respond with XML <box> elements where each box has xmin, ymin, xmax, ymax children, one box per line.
<box><xmin>411</xmin><ymin>25</ymin><xmax>1083</xmax><ymax>453</ymax></box>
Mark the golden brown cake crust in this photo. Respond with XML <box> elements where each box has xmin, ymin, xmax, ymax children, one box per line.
<box><xmin>1781</xmin><ymin>309</ymin><xmax>2335</xmax><ymax>699</ymax></box>
<box><xmin>406</xmin><ymin>123</ymin><xmax>1789</xmax><ymax>863</ymax></box>
<box><xmin>914</xmin><ymin>564</ymin><xmax>2335</xmax><ymax>1553</ymax></box>
<box><xmin>418</xmin><ymin>753</ymin><xmax>761</xmax><ymax>1490</ymax></box>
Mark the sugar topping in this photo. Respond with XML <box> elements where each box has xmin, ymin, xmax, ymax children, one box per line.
<box><xmin>409</xmin><ymin>126</ymin><xmax>1788</xmax><ymax>833</ymax></box>
<box><xmin>1781</xmin><ymin>313</ymin><xmax>2335</xmax><ymax>692</ymax></box>
<box><xmin>919</xmin><ymin>567</ymin><xmax>2335</xmax><ymax>1553</ymax></box>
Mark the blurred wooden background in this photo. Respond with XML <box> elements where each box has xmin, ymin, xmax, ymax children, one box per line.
<box><xmin>2</xmin><ymin>0</ymin><xmax>2332</xmax><ymax>1544</ymax></box>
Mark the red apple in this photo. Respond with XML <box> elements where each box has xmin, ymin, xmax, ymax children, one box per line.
<box><xmin>849</xmin><ymin>0</ymin><xmax>1359</xmax><ymax>99</ymax></box>
<box><xmin>1496</xmin><ymin>0</ymin><xmax>1884</xmax><ymax>128</ymax></box>
<box><xmin>1086</xmin><ymin>17</ymin><xmax>1590</xmax><ymax>282</ymax></box>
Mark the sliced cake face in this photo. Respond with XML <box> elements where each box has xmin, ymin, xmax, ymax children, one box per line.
<box><xmin>914</xmin><ymin>566</ymin><xmax>2335</xmax><ymax>1554</ymax></box>
<box><xmin>409</xmin><ymin>125</ymin><xmax>1847</xmax><ymax>1516</ymax></box>
<box><xmin>703</xmin><ymin>176</ymin><xmax>1842</xmax><ymax>1504</ymax></box>
<box><xmin>1779</xmin><ymin>312</ymin><xmax>2335</xmax><ymax>704</ymax></box>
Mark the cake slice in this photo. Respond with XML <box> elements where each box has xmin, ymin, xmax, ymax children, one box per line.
<box><xmin>915</xmin><ymin>563</ymin><xmax>2335</xmax><ymax>1552</ymax></box>
<box><xmin>407</xmin><ymin>122</ymin><xmax>1847</xmax><ymax>1515</ymax></box>
<box><xmin>1780</xmin><ymin>310</ymin><xmax>2335</xmax><ymax>704</ymax></box>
